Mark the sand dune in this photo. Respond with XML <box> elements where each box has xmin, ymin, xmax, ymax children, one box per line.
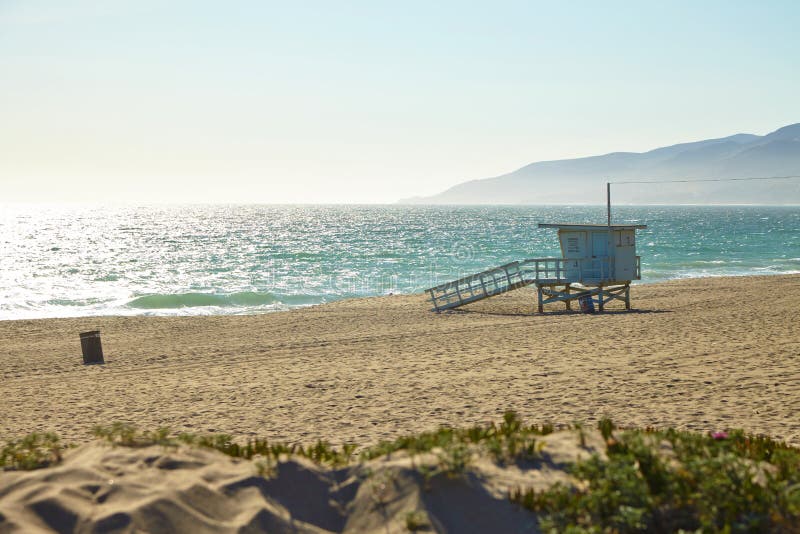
<box><xmin>0</xmin><ymin>428</ymin><xmax>612</xmax><ymax>533</ymax></box>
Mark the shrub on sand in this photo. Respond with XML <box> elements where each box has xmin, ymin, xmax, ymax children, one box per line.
<box><xmin>0</xmin><ymin>432</ymin><xmax>62</xmax><ymax>471</ymax></box>
<box><xmin>509</xmin><ymin>421</ymin><xmax>800</xmax><ymax>532</ymax></box>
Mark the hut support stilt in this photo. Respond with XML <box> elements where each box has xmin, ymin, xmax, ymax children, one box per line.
<box><xmin>535</xmin><ymin>283</ymin><xmax>631</xmax><ymax>314</ymax></box>
<box><xmin>598</xmin><ymin>284</ymin><xmax>604</xmax><ymax>312</ymax></box>
<box><xmin>537</xmin><ymin>285</ymin><xmax>544</xmax><ymax>314</ymax></box>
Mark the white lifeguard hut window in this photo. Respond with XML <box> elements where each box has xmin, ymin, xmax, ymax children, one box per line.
<box><xmin>566</xmin><ymin>237</ymin><xmax>580</xmax><ymax>254</ymax></box>
<box><xmin>616</xmin><ymin>230</ymin><xmax>635</xmax><ymax>247</ymax></box>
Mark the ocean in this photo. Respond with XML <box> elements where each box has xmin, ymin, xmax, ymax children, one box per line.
<box><xmin>1</xmin><ymin>204</ymin><xmax>798</xmax><ymax>320</ymax></box>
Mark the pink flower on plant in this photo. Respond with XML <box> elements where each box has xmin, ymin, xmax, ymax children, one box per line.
<box><xmin>711</xmin><ymin>431</ymin><xmax>728</xmax><ymax>440</ymax></box>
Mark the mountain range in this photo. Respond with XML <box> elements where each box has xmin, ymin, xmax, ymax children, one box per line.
<box><xmin>401</xmin><ymin>123</ymin><xmax>800</xmax><ymax>204</ymax></box>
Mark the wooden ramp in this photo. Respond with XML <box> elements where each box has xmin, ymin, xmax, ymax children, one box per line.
<box><xmin>426</xmin><ymin>257</ymin><xmax>632</xmax><ymax>313</ymax></box>
<box><xmin>426</xmin><ymin>261</ymin><xmax>536</xmax><ymax>312</ymax></box>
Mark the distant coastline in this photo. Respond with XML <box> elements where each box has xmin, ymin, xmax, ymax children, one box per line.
<box><xmin>403</xmin><ymin>123</ymin><xmax>800</xmax><ymax>205</ymax></box>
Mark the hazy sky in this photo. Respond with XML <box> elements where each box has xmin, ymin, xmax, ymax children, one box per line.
<box><xmin>2</xmin><ymin>1</ymin><xmax>798</xmax><ymax>203</ymax></box>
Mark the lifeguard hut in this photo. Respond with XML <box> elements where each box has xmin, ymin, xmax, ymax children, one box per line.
<box><xmin>532</xmin><ymin>223</ymin><xmax>647</xmax><ymax>312</ymax></box>
<box><xmin>425</xmin><ymin>222</ymin><xmax>647</xmax><ymax>313</ymax></box>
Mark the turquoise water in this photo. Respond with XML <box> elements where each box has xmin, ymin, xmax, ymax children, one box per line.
<box><xmin>1</xmin><ymin>204</ymin><xmax>798</xmax><ymax>319</ymax></box>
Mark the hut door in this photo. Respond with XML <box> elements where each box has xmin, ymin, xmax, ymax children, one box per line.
<box><xmin>591</xmin><ymin>232</ymin><xmax>610</xmax><ymax>281</ymax></box>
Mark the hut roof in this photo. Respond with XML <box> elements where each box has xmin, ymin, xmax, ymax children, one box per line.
<box><xmin>538</xmin><ymin>223</ymin><xmax>647</xmax><ymax>230</ymax></box>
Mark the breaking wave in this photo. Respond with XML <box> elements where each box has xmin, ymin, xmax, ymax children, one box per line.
<box><xmin>127</xmin><ymin>291</ymin><xmax>281</xmax><ymax>309</ymax></box>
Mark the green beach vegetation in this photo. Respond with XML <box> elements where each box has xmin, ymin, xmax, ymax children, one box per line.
<box><xmin>0</xmin><ymin>432</ymin><xmax>62</xmax><ymax>471</ymax></box>
<box><xmin>2</xmin><ymin>413</ymin><xmax>799</xmax><ymax>532</ymax></box>
<box><xmin>510</xmin><ymin>419</ymin><xmax>800</xmax><ymax>532</ymax></box>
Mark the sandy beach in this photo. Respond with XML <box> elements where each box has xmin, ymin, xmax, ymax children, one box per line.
<box><xmin>2</xmin><ymin>274</ymin><xmax>800</xmax><ymax>532</ymax></box>
<box><xmin>2</xmin><ymin>274</ymin><xmax>799</xmax><ymax>447</ymax></box>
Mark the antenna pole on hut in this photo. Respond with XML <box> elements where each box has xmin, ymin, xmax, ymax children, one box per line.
<box><xmin>606</xmin><ymin>181</ymin><xmax>613</xmax><ymax>280</ymax></box>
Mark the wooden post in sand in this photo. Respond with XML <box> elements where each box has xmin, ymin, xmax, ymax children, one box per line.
<box><xmin>598</xmin><ymin>284</ymin><xmax>604</xmax><ymax>312</ymax></box>
<box><xmin>80</xmin><ymin>331</ymin><xmax>104</xmax><ymax>365</ymax></box>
